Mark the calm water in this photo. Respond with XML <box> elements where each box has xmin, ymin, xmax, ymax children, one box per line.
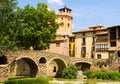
<box><xmin>50</xmin><ymin>78</ymin><xmax>120</xmax><ymax>84</ymax></box>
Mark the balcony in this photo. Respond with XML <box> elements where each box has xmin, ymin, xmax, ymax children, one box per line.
<box><xmin>96</xmin><ymin>48</ymin><xmax>108</xmax><ymax>52</ymax></box>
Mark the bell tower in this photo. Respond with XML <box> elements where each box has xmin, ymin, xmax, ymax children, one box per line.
<box><xmin>56</xmin><ymin>6</ymin><xmax>73</xmax><ymax>36</ymax></box>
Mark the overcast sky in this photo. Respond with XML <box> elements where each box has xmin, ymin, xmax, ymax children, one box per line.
<box><xmin>18</xmin><ymin>0</ymin><xmax>120</xmax><ymax>32</ymax></box>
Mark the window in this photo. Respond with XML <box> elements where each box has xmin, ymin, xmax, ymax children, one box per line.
<box><xmin>61</xmin><ymin>22</ymin><xmax>64</xmax><ymax>27</ymax></box>
<box><xmin>53</xmin><ymin>66</ymin><xmax>56</xmax><ymax>72</ymax></box>
<box><xmin>68</xmin><ymin>23</ymin><xmax>70</xmax><ymax>28</ymax></box>
<box><xmin>110</xmin><ymin>41</ymin><xmax>116</xmax><ymax>47</ymax></box>
<box><xmin>118</xmin><ymin>28</ymin><xmax>120</xmax><ymax>38</ymax></box>
<box><xmin>81</xmin><ymin>47</ymin><xmax>86</xmax><ymax>58</ymax></box>
<box><xmin>118</xmin><ymin>51</ymin><xmax>120</xmax><ymax>57</ymax></box>
<box><xmin>91</xmin><ymin>54</ymin><xmax>94</xmax><ymax>58</ymax></box>
<box><xmin>82</xmin><ymin>38</ymin><xmax>86</xmax><ymax>45</ymax></box>
<box><xmin>56</xmin><ymin>43</ymin><xmax>60</xmax><ymax>47</ymax></box>
<box><xmin>39</xmin><ymin>57</ymin><xmax>46</xmax><ymax>64</ymax></box>
<box><xmin>97</xmin><ymin>54</ymin><xmax>101</xmax><ymax>59</ymax></box>
<box><xmin>110</xmin><ymin>28</ymin><xmax>116</xmax><ymax>40</ymax></box>
<box><xmin>95</xmin><ymin>44</ymin><xmax>108</xmax><ymax>52</ymax></box>
<box><xmin>83</xmin><ymin>33</ymin><xmax>85</xmax><ymax>36</ymax></box>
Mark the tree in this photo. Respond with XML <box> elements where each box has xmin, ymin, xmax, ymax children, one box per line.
<box><xmin>17</xmin><ymin>3</ymin><xmax>59</xmax><ymax>50</ymax></box>
<box><xmin>0</xmin><ymin>0</ymin><xmax>18</xmax><ymax>52</ymax></box>
<box><xmin>0</xmin><ymin>2</ymin><xmax>58</xmax><ymax>51</ymax></box>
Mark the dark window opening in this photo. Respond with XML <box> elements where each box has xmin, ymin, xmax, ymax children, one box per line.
<box><xmin>118</xmin><ymin>28</ymin><xmax>120</xmax><ymax>38</ymax></box>
<box><xmin>82</xmin><ymin>55</ymin><xmax>86</xmax><ymax>58</ymax></box>
<box><xmin>83</xmin><ymin>33</ymin><xmax>85</xmax><ymax>36</ymax></box>
<box><xmin>99</xmin><ymin>65</ymin><xmax>102</xmax><ymax>68</ymax></box>
<box><xmin>118</xmin><ymin>51</ymin><xmax>120</xmax><ymax>57</ymax></box>
<box><xmin>69</xmin><ymin>37</ymin><xmax>75</xmax><ymax>42</ymax></box>
<box><xmin>104</xmin><ymin>65</ymin><xmax>107</xmax><ymax>67</ymax></box>
<box><xmin>56</xmin><ymin>43</ymin><xmax>60</xmax><ymax>47</ymax></box>
<box><xmin>53</xmin><ymin>66</ymin><xmax>56</xmax><ymax>72</ymax></box>
<box><xmin>81</xmin><ymin>47</ymin><xmax>86</xmax><ymax>56</ymax></box>
<box><xmin>91</xmin><ymin>54</ymin><xmax>94</xmax><ymax>58</ymax></box>
<box><xmin>82</xmin><ymin>38</ymin><xmax>86</xmax><ymax>45</ymax></box>
<box><xmin>39</xmin><ymin>57</ymin><xmax>46</xmax><ymax>64</ymax></box>
<box><xmin>97</xmin><ymin>54</ymin><xmax>101</xmax><ymax>59</ymax></box>
<box><xmin>0</xmin><ymin>55</ymin><xmax>7</xmax><ymax>64</ymax></box>
<box><xmin>68</xmin><ymin>23</ymin><xmax>70</xmax><ymax>28</ymax></box>
<box><xmin>110</xmin><ymin>41</ymin><xmax>116</xmax><ymax>47</ymax></box>
<box><xmin>110</xmin><ymin>28</ymin><xmax>116</xmax><ymax>40</ymax></box>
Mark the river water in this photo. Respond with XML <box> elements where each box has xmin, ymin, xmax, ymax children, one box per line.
<box><xmin>49</xmin><ymin>78</ymin><xmax>120</xmax><ymax>84</ymax></box>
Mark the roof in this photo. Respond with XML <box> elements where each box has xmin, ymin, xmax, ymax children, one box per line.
<box><xmin>73</xmin><ymin>28</ymin><xmax>107</xmax><ymax>34</ymax></box>
<box><xmin>59</xmin><ymin>6</ymin><xmax>72</xmax><ymax>11</ymax></box>
<box><xmin>107</xmin><ymin>25</ymin><xmax>120</xmax><ymax>29</ymax></box>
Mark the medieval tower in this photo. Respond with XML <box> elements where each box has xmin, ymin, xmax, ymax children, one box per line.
<box><xmin>47</xmin><ymin>7</ymin><xmax>73</xmax><ymax>56</ymax></box>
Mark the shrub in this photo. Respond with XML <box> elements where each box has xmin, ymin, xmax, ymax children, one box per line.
<box><xmin>83</xmin><ymin>70</ymin><xmax>120</xmax><ymax>81</ymax></box>
<box><xmin>62</xmin><ymin>65</ymin><xmax>78</xmax><ymax>79</ymax></box>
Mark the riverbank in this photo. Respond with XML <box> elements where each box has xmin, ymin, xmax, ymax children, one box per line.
<box><xmin>2</xmin><ymin>76</ymin><xmax>120</xmax><ymax>84</ymax></box>
<box><xmin>50</xmin><ymin>78</ymin><xmax>120</xmax><ymax>84</ymax></box>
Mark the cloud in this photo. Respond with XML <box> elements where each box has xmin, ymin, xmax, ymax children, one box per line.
<box><xmin>47</xmin><ymin>0</ymin><xmax>64</xmax><ymax>6</ymax></box>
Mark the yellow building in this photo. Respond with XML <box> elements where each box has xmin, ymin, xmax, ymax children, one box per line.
<box><xmin>74</xmin><ymin>25</ymin><xmax>109</xmax><ymax>59</ymax></box>
<box><xmin>69</xmin><ymin>35</ymin><xmax>75</xmax><ymax>57</ymax></box>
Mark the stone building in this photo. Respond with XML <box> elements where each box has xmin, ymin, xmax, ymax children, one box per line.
<box><xmin>107</xmin><ymin>25</ymin><xmax>120</xmax><ymax>71</ymax></box>
<box><xmin>95</xmin><ymin>27</ymin><xmax>108</xmax><ymax>59</ymax></box>
<box><xmin>73</xmin><ymin>25</ymin><xmax>109</xmax><ymax>59</ymax></box>
<box><xmin>46</xmin><ymin>7</ymin><xmax>73</xmax><ymax>56</ymax></box>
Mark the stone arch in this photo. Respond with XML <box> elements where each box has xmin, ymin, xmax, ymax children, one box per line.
<box><xmin>75</xmin><ymin>62</ymin><xmax>91</xmax><ymax>71</ymax></box>
<box><xmin>39</xmin><ymin>57</ymin><xmax>47</xmax><ymax>64</ymax></box>
<box><xmin>10</xmin><ymin>57</ymin><xmax>38</xmax><ymax>77</ymax></box>
<box><xmin>0</xmin><ymin>55</ymin><xmax>8</xmax><ymax>65</ymax></box>
<box><xmin>47</xmin><ymin>57</ymin><xmax>67</xmax><ymax>78</ymax></box>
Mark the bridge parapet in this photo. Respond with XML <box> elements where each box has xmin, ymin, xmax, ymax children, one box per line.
<box><xmin>72</xmin><ymin>57</ymin><xmax>93</xmax><ymax>65</ymax></box>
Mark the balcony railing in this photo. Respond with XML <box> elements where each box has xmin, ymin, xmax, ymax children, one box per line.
<box><xmin>96</xmin><ymin>48</ymin><xmax>108</xmax><ymax>52</ymax></box>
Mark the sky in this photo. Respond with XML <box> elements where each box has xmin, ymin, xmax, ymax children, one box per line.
<box><xmin>17</xmin><ymin>0</ymin><xmax>120</xmax><ymax>32</ymax></box>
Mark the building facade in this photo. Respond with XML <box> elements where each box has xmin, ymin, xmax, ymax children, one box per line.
<box><xmin>95</xmin><ymin>27</ymin><xmax>108</xmax><ymax>59</ymax></box>
<box><xmin>107</xmin><ymin>26</ymin><xmax>120</xmax><ymax>65</ymax></box>
<box><xmin>46</xmin><ymin>7</ymin><xmax>73</xmax><ymax>56</ymax></box>
<box><xmin>74</xmin><ymin>25</ymin><xmax>109</xmax><ymax>59</ymax></box>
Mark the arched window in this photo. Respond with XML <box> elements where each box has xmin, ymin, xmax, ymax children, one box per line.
<box><xmin>39</xmin><ymin>57</ymin><xmax>46</xmax><ymax>64</ymax></box>
<box><xmin>53</xmin><ymin>66</ymin><xmax>56</xmax><ymax>72</ymax></box>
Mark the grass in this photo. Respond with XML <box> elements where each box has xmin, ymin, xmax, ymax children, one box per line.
<box><xmin>83</xmin><ymin>70</ymin><xmax>120</xmax><ymax>81</ymax></box>
<box><xmin>4</xmin><ymin>76</ymin><xmax>52</xmax><ymax>84</ymax></box>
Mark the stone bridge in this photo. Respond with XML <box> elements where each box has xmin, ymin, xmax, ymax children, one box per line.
<box><xmin>0</xmin><ymin>50</ymin><xmax>98</xmax><ymax>81</ymax></box>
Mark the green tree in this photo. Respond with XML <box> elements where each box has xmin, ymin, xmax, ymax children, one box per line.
<box><xmin>17</xmin><ymin>3</ymin><xmax>58</xmax><ymax>50</ymax></box>
<box><xmin>0</xmin><ymin>0</ymin><xmax>18</xmax><ymax>52</ymax></box>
